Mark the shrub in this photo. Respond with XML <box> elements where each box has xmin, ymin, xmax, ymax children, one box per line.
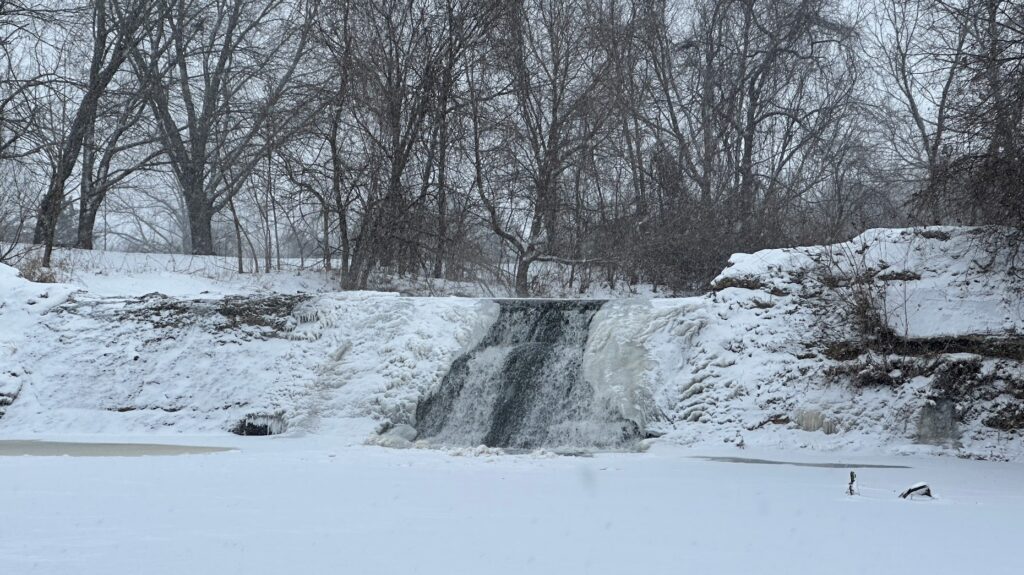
<box><xmin>16</xmin><ymin>258</ymin><xmax>59</xmax><ymax>283</ymax></box>
<box><xmin>230</xmin><ymin>412</ymin><xmax>288</xmax><ymax>436</ymax></box>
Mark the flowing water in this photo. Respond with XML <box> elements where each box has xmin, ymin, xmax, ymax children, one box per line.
<box><xmin>415</xmin><ymin>300</ymin><xmax>641</xmax><ymax>450</ymax></box>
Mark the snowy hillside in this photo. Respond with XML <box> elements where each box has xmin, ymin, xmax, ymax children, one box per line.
<box><xmin>2</xmin><ymin>227</ymin><xmax>1022</xmax><ymax>459</ymax></box>
<box><xmin>1</xmin><ymin>264</ymin><xmax>494</xmax><ymax>437</ymax></box>
<box><xmin>644</xmin><ymin>227</ymin><xmax>1024</xmax><ymax>459</ymax></box>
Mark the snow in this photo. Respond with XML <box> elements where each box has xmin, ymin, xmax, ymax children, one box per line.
<box><xmin>1</xmin><ymin>228</ymin><xmax>1022</xmax><ymax>573</ymax></box>
<box><xmin>632</xmin><ymin>227</ymin><xmax>1024</xmax><ymax>460</ymax></box>
<box><xmin>1</xmin><ymin>225</ymin><xmax>1021</xmax><ymax>459</ymax></box>
<box><xmin>0</xmin><ymin>264</ymin><xmax>493</xmax><ymax>435</ymax></box>
<box><xmin>0</xmin><ymin>264</ymin><xmax>78</xmax><ymax>420</ymax></box>
<box><xmin>3</xmin><ymin>243</ymin><xmax>666</xmax><ymax>299</ymax></box>
<box><xmin>0</xmin><ymin>437</ymin><xmax>1021</xmax><ymax>574</ymax></box>
<box><xmin>720</xmin><ymin>227</ymin><xmax>1024</xmax><ymax>338</ymax></box>
<box><xmin>29</xmin><ymin>247</ymin><xmax>336</xmax><ymax>297</ymax></box>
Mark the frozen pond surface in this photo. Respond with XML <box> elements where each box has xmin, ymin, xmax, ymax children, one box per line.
<box><xmin>0</xmin><ymin>436</ymin><xmax>1020</xmax><ymax>575</ymax></box>
<box><xmin>0</xmin><ymin>440</ymin><xmax>233</xmax><ymax>457</ymax></box>
<box><xmin>695</xmin><ymin>456</ymin><xmax>911</xmax><ymax>469</ymax></box>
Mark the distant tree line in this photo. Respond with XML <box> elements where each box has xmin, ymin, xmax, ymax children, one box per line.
<box><xmin>1</xmin><ymin>0</ymin><xmax>1022</xmax><ymax>294</ymax></box>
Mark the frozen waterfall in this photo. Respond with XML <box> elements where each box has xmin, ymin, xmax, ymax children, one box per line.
<box><xmin>414</xmin><ymin>300</ymin><xmax>642</xmax><ymax>450</ymax></box>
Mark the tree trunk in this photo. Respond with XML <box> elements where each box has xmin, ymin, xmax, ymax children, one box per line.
<box><xmin>76</xmin><ymin>204</ymin><xmax>99</xmax><ymax>250</ymax></box>
<box><xmin>33</xmin><ymin>0</ymin><xmax>135</xmax><ymax>266</ymax></box>
<box><xmin>75</xmin><ymin>120</ymin><xmax>98</xmax><ymax>249</ymax></box>
<box><xmin>36</xmin><ymin>121</ymin><xmax>94</xmax><ymax>261</ymax></box>
<box><xmin>341</xmin><ymin>268</ymin><xmax>359</xmax><ymax>290</ymax></box>
<box><xmin>264</xmin><ymin>145</ymin><xmax>274</xmax><ymax>272</ymax></box>
<box><xmin>322</xmin><ymin>204</ymin><xmax>332</xmax><ymax>272</ymax></box>
<box><xmin>342</xmin><ymin>238</ymin><xmax>366</xmax><ymax>290</ymax></box>
<box><xmin>228</xmin><ymin>198</ymin><xmax>244</xmax><ymax>273</ymax></box>
<box><xmin>537</xmin><ymin>164</ymin><xmax>559</xmax><ymax>253</ymax></box>
<box><xmin>35</xmin><ymin>179</ymin><xmax>65</xmax><ymax>266</ymax></box>
<box><xmin>185</xmin><ymin>191</ymin><xmax>215</xmax><ymax>255</ymax></box>
<box><xmin>434</xmin><ymin>188</ymin><xmax>447</xmax><ymax>279</ymax></box>
<box><xmin>345</xmin><ymin>250</ymin><xmax>372</xmax><ymax>291</ymax></box>
<box><xmin>339</xmin><ymin>207</ymin><xmax>350</xmax><ymax>277</ymax></box>
<box><xmin>514</xmin><ymin>256</ymin><xmax>531</xmax><ymax>297</ymax></box>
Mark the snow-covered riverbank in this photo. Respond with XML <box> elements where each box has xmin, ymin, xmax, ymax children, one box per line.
<box><xmin>2</xmin><ymin>227</ymin><xmax>1022</xmax><ymax>458</ymax></box>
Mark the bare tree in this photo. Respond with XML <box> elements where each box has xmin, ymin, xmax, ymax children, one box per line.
<box><xmin>3</xmin><ymin>0</ymin><xmax>1017</xmax><ymax>292</ymax></box>
<box><xmin>129</xmin><ymin>0</ymin><xmax>316</xmax><ymax>255</ymax></box>
<box><xmin>476</xmin><ymin>0</ymin><xmax>614</xmax><ymax>295</ymax></box>
<box><xmin>627</xmin><ymin>0</ymin><xmax>861</xmax><ymax>287</ymax></box>
<box><xmin>76</xmin><ymin>80</ymin><xmax>162</xmax><ymax>248</ymax></box>
<box><xmin>32</xmin><ymin>0</ymin><xmax>154</xmax><ymax>266</ymax></box>
<box><xmin>872</xmin><ymin>0</ymin><xmax>965</xmax><ymax>223</ymax></box>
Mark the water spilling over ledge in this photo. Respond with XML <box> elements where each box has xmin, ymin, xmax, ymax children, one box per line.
<box><xmin>414</xmin><ymin>299</ymin><xmax>642</xmax><ymax>450</ymax></box>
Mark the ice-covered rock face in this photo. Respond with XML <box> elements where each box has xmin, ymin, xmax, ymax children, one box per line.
<box><xmin>916</xmin><ymin>399</ymin><xmax>961</xmax><ymax>446</ymax></box>
<box><xmin>414</xmin><ymin>300</ymin><xmax>642</xmax><ymax>450</ymax></box>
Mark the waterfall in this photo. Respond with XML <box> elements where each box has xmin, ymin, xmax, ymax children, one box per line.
<box><xmin>414</xmin><ymin>300</ymin><xmax>641</xmax><ymax>450</ymax></box>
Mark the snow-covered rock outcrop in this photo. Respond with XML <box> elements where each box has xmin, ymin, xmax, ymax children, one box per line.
<box><xmin>636</xmin><ymin>227</ymin><xmax>1024</xmax><ymax>459</ymax></box>
<box><xmin>0</xmin><ymin>263</ymin><xmax>493</xmax><ymax>437</ymax></box>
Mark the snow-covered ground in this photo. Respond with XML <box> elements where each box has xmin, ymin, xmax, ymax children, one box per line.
<box><xmin>1</xmin><ymin>228</ymin><xmax>1022</xmax><ymax>574</ymax></box>
<box><xmin>3</xmin><ymin>242</ymin><xmax>664</xmax><ymax>299</ymax></box>
<box><xmin>2</xmin><ymin>227</ymin><xmax>1022</xmax><ymax>458</ymax></box>
<box><xmin>1</xmin><ymin>436</ymin><xmax>1021</xmax><ymax>575</ymax></box>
